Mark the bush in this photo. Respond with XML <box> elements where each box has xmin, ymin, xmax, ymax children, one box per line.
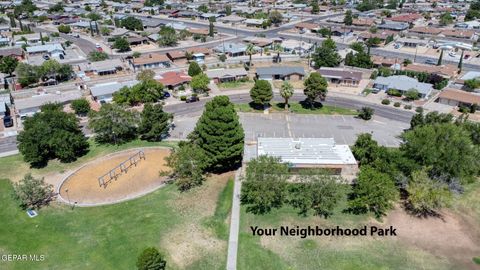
<box><xmin>459</xmin><ymin>106</ymin><xmax>470</xmax><ymax>113</ymax></box>
<box><xmin>394</xmin><ymin>102</ymin><xmax>401</xmax><ymax>107</ymax></box>
<box><xmin>136</xmin><ymin>247</ymin><xmax>166</xmax><ymax>270</ymax></box>
<box><xmin>180</xmin><ymin>96</ymin><xmax>187</xmax><ymax>101</ymax></box>
<box><xmin>71</xmin><ymin>98</ymin><xmax>91</xmax><ymax>116</ymax></box>
<box><xmin>387</xmin><ymin>89</ymin><xmax>402</xmax><ymax>97</ymax></box>
<box><xmin>14</xmin><ymin>174</ymin><xmax>55</xmax><ymax>210</ymax></box>
<box><xmin>404</xmin><ymin>104</ymin><xmax>412</xmax><ymax>110</ymax></box>
<box><xmin>358</xmin><ymin>106</ymin><xmax>374</xmax><ymax>120</ymax></box>
<box><xmin>473</xmin><ymin>257</ymin><xmax>480</xmax><ymax>265</ymax></box>
<box><xmin>381</xmin><ymin>99</ymin><xmax>390</xmax><ymax>105</ymax></box>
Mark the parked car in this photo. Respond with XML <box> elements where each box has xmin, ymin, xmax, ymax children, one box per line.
<box><xmin>42</xmin><ymin>54</ymin><xmax>50</xmax><ymax>60</ymax></box>
<box><xmin>448</xmin><ymin>51</ymin><xmax>456</xmax><ymax>57</ymax></box>
<box><xmin>424</xmin><ymin>59</ymin><xmax>437</xmax><ymax>65</ymax></box>
<box><xmin>186</xmin><ymin>96</ymin><xmax>199</xmax><ymax>103</ymax></box>
<box><xmin>163</xmin><ymin>92</ymin><xmax>171</xmax><ymax>98</ymax></box>
<box><xmin>3</xmin><ymin>116</ymin><xmax>13</xmax><ymax>128</ymax></box>
<box><xmin>393</xmin><ymin>44</ymin><xmax>401</xmax><ymax>49</ymax></box>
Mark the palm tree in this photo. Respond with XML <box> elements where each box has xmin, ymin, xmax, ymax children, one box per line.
<box><xmin>280</xmin><ymin>81</ymin><xmax>294</xmax><ymax>110</ymax></box>
<box><xmin>273</xmin><ymin>43</ymin><xmax>283</xmax><ymax>63</ymax></box>
<box><xmin>246</xmin><ymin>44</ymin><xmax>255</xmax><ymax>68</ymax></box>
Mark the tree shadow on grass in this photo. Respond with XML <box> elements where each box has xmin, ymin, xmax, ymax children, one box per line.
<box><xmin>299</xmin><ymin>99</ymin><xmax>323</xmax><ymax>110</ymax></box>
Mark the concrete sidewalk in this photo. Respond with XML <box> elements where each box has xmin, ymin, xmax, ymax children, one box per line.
<box><xmin>226</xmin><ymin>167</ymin><xmax>243</xmax><ymax>270</ymax></box>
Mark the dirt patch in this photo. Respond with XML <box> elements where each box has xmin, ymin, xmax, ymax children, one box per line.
<box><xmin>379</xmin><ymin>207</ymin><xmax>480</xmax><ymax>269</ymax></box>
<box><xmin>161</xmin><ymin>173</ymin><xmax>232</xmax><ymax>267</ymax></box>
<box><xmin>59</xmin><ymin>148</ymin><xmax>171</xmax><ymax>205</ymax></box>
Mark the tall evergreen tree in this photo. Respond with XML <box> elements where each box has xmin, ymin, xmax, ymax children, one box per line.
<box><xmin>189</xmin><ymin>96</ymin><xmax>244</xmax><ymax>172</ymax></box>
<box><xmin>250</xmin><ymin>79</ymin><xmax>273</xmax><ymax>108</ymax></box>
<box><xmin>139</xmin><ymin>103</ymin><xmax>172</xmax><ymax>142</ymax></box>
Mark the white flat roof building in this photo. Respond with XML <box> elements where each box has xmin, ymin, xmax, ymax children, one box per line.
<box><xmin>253</xmin><ymin>137</ymin><xmax>358</xmax><ymax>181</ymax></box>
<box><xmin>256</xmin><ymin>137</ymin><xmax>357</xmax><ymax>166</ymax></box>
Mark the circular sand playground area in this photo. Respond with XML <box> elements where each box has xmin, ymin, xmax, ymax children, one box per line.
<box><xmin>58</xmin><ymin>148</ymin><xmax>171</xmax><ymax>206</ymax></box>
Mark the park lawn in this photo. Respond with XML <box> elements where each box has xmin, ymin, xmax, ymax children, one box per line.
<box><xmin>237</xmin><ymin>195</ymin><xmax>455</xmax><ymax>270</ymax></box>
<box><xmin>234</xmin><ymin>102</ymin><xmax>357</xmax><ymax>115</ymax></box>
<box><xmin>0</xmin><ymin>139</ymin><xmax>177</xmax><ymax>182</ymax></box>
<box><xmin>0</xmin><ymin>173</ymin><xmax>234</xmax><ymax>270</ymax></box>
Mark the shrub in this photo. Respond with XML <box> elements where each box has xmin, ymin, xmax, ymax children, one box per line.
<box><xmin>459</xmin><ymin>106</ymin><xmax>470</xmax><ymax>113</ymax></box>
<box><xmin>415</xmin><ymin>107</ymin><xmax>424</xmax><ymax>113</ymax></box>
<box><xmin>14</xmin><ymin>174</ymin><xmax>55</xmax><ymax>210</ymax></box>
<box><xmin>71</xmin><ymin>98</ymin><xmax>91</xmax><ymax>116</ymax></box>
<box><xmin>387</xmin><ymin>89</ymin><xmax>402</xmax><ymax>97</ymax></box>
<box><xmin>404</xmin><ymin>104</ymin><xmax>412</xmax><ymax>110</ymax></box>
<box><xmin>381</xmin><ymin>99</ymin><xmax>390</xmax><ymax>105</ymax></box>
<box><xmin>358</xmin><ymin>106</ymin><xmax>374</xmax><ymax>120</ymax></box>
<box><xmin>394</xmin><ymin>102</ymin><xmax>401</xmax><ymax>107</ymax></box>
<box><xmin>136</xmin><ymin>247</ymin><xmax>166</xmax><ymax>270</ymax></box>
<box><xmin>180</xmin><ymin>96</ymin><xmax>187</xmax><ymax>101</ymax></box>
<box><xmin>473</xmin><ymin>257</ymin><xmax>480</xmax><ymax>265</ymax></box>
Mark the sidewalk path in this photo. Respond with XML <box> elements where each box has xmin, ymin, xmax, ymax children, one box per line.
<box><xmin>227</xmin><ymin>167</ymin><xmax>243</xmax><ymax>270</ymax></box>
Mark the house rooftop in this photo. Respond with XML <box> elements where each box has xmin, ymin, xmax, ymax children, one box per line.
<box><xmin>15</xmin><ymin>91</ymin><xmax>82</xmax><ymax>111</ymax></box>
<box><xmin>90</xmin><ymin>80</ymin><xmax>138</xmax><ymax>97</ymax></box>
<box><xmin>256</xmin><ymin>66</ymin><xmax>305</xmax><ymax>76</ymax></box>
<box><xmin>438</xmin><ymin>88</ymin><xmax>480</xmax><ymax>104</ymax></box>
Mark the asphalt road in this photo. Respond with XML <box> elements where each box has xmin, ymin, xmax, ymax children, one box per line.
<box><xmin>33</xmin><ymin>27</ymin><xmax>97</xmax><ymax>55</ymax></box>
<box><xmin>163</xmin><ymin>93</ymin><xmax>415</xmax><ymax>123</ymax></box>
<box><xmin>0</xmin><ymin>93</ymin><xmax>413</xmax><ymax>155</ymax></box>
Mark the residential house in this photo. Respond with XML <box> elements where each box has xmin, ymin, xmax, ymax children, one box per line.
<box><xmin>256</xmin><ymin>66</ymin><xmax>305</xmax><ymax>81</ymax></box>
<box><xmin>317</xmin><ymin>67</ymin><xmax>362</xmax><ymax>87</ymax></box>
<box><xmin>436</xmin><ymin>88</ymin><xmax>480</xmax><ymax>107</ymax></box>
<box><xmin>15</xmin><ymin>90</ymin><xmax>82</xmax><ymax>118</ymax></box>
<box><xmin>25</xmin><ymin>43</ymin><xmax>65</xmax><ymax>58</ymax></box>
<box><xmin>166</xmin><ymin>50</ymin><xmax>187</xmax><ymax>62</ymax></box>
<box><xmin>409</xmin><ymin>26</ymin><xmax>442</xmax><ymax>36</ymax></box>
<box><xmin>396</xmin><ymin>37</ymin><xmax>429</xmax><ymax>48</ymax></box>
<box><xmin>129</xmin><ymin>53</ymin><xmax>171</xmax><ymax>71</ymax></box>
<box><xmin>13</xmin><ymin>33</ymin><xmax>42</xmax><ymax>45</ymax></box>
<box><xmin>352</xmin><ymin>18</ymin><xmax>375</xmax><ymax>27</ymax></box>
<box><xmin>78</xmin><ymin>59</ymin><xmax>124</xmax><ymax>76</ymax></box>
<box><xmin>214</xmin><ymin>42</ymin><xmax>247</xmax><ymax>57</ymax></box>
<box><xmin>295</xmin><ymin>22</ymin><xmax>319</xmax><ymax>33</ymax></box>
<box><xmin>206</xmin><ymin>67</ymin><xmax>248</xmax><ymax>83</ymax></box>
<box><xmin>218</xmin><ymin>15</ymin><xmax>246</xmax><ymax>24</ymax></box>
<box><xmin>90</xmin><ymin>80</ymin><xmax>138</xmax><ymax>103</ymax></box>
<box><xmin>440</xmin><ymin>29</ymin><xmax>477</xmax><ymax>40</ymax></box>
<box><xmin>157</xmin><ymin>71</ymin><xmax>191</xmax><ymax>90</ymax></box>
<box><xmin>192</xmin><ymin>53</ymin><xmax>205</xmax><ymax>64</ymax></box>
<box><xmin>358</xmin><ymin>31</ymin><xmax>397</xmax><ymax>44</ymax></box>
<box><xmin>390</xmin><ymin>13</ymin><xmax>423</xmax><ymax>24</ymax></box>
<box><xmin>126</xmin><ymin>36</ymin><xmax>149</xmax><ymax>46</ymax></box>
<box><xmin>0</xmin><ymin>47</ymin><xmax>24</xmax><ymax>60</ymax></box>
<box><xmin>377</xmin><ymin>21</ymin><xmax>409</xmax><ymax>31</ymax></box>
<box><xmin>281</xmin><ymin>39</ymin><xmax>313</xmax><ymax>54</ymax></box>
<box><xmin>373</xmin><ymin>75</ymin><xmax>433</xmax><ymax>98</ymax></box>
<box><xmin>244</xmin><ymin>19</ymin><xmax>265</xmax><ymax>27</ymax></box>
<box><xmin>403</xmin><ymin>63</ymin><xmax>458</xmax><ymax>79</ymax></box>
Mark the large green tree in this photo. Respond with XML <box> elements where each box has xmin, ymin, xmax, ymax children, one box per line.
<box><xmin>71</xmin><ymin>98</ymin><xmax>91</xmax><ymax>116</ymax></box>
<box><xmin>0</xmin><ymin>55</ymin><xmax>18</xmax><ymax>75</ymax></box>
<box><xmin>121</xmin><ymin>16</ymin><xmax>143</xmax><ymax>31</ymax></box>
<box><xmin>303</xmin><ymin>72</ymin><xmax>328</xmax><ymax>107</ymax></box>
<box><xmin>88</xmin><ymin>103</ymin><xmax>139</xmax><ymax>144</ymax></box>
<box><xmin>312</xmin><ymin>38</ymin><xmax>341</xmax><ymax>68</ymax></box>
<box><xmin>400</xmin><ymin>123</ymin><xmax>480</xmax><ymax>183</ymax></box>
<box><xmin>165</xmin><ymin>142</ymin><xmax>207</xmax><ymax>191</ymax></box>
<box><xmin>187</xmin><ymin>61</ymin><xmax>202</xmax><ymax>77</ymax></box>
<box><xmin>113</xmin><ymin>37</ymin><xmax>130</xmax><ymax>52</ymax></box>
<box><xmin>250</xmin><ymin>79</ymin><xmax>273</xmax><ymax>108</ymax></box>
<box><xmin>17</xmin><ymin>103</ymin><xmax>89</xmax><ymax>167</ymax></box>
<box><xmin>88</xmin><ymin>51</ymin><xmax>109</xmax><ymax>62</ymax></box>
<box><xmin>348</xmin><ymin>166</ymin><xmax>399</xmax><ymax>217</ymax></box>
<box><xmin>241</xmin><ymin>155</ymin><xmax>289</xmax><ymax>214</ymax></box>
<box><xmin>189</xmin><ymin>96</ymin><xmax>244</xmax><ymax>172</ymax></box>
<box><xmin>139</xmin><ymin>103</ymin><xmax>172</xmax><ymax>141</ymax></box>
<box><xmin>288</xmin><ymin>171</ymin><xmax>345</xmax><ymax>217</ymax></box>
<box><xmin>344</xmin><ymin>10</ymin><xmax>353</xmax><ymax>25</ymax></box>
<box><xmin>190</xmin><ymin>73</ymin><xmax>209</xmax><ymax>93</ymax></box>
<box><xmin>406</xmin><ymin>168</ymin><xmax>452</xmax><ymax>216</ymax></box>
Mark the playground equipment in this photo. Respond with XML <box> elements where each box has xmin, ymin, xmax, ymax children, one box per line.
<box><xmin>98</xmin><ymin>150</ymin><xmax>146</xmax><ymax>188</ymax></box>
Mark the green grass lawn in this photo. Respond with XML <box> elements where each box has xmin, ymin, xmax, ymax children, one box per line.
<box><xmin>237</xmin><ymin>195</ymin><xmax>455</xmax><ymax>270</ymax></box>
<box><xmin>0</xmin><ymin>140</ymin><xmax>233</xmax><ymax>270</ymax></box>
<box><xmin>234</xmin><ymin>102</ymin><xmax>357</xmax><ymax>115</ymax></box>
<box><xmin>0</xmin><ymin>175</ymin><xmax>233</xmax><ymax>270</ymax></box>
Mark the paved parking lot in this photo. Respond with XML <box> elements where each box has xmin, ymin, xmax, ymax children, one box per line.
<box><xmin>170</xmin><ymin>113</ymin><xmax>409</xmax><ymax>147</ymax></box>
